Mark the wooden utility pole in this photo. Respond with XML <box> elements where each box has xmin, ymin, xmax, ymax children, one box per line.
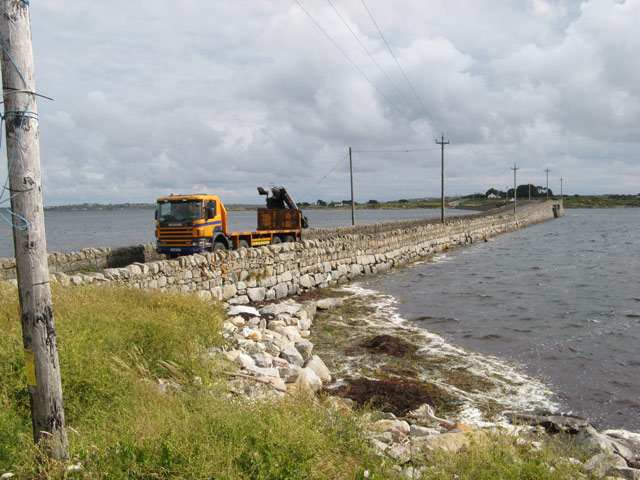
<box><xmin>349</xmin><ymin>147</ymin><xmax>355</xmax><ymax>225</ymax></box>
<box><xmin>511</xmin><ymin>164</ymin><xmax>519</xmax><ymax>214</ymax></box>
<box><xmin>436</xmin><ymin>134</ymin><xmax>449</xmax><ymax>223</ymax></box>
<box><xmin>0</xmin><ymin>0</ymin><xmax>68</xmax><ymax>461</ymax></box>
<box><xmin>560</xmin><ymin>177</ymin><xmax>563</xmax><ymax>200</ymax></box>
<box><xmin>545</xmin><ymin>168</ymin><xmax>550</xmax><ymax>200</ymax></box>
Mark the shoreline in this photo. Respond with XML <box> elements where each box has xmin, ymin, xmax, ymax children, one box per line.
<box><xmin>307</xmin><ymin>284</ymin><xmax>561</xmax><ymax>425</ymax></box>
<box><xmin>264</xmin><ymin>254</ymin><xmax>640</xmax><ymax>436</ymax></box>
<box><xmin>333</xmin><ymin>278</ymin><xmax>640</xmax><ymax>434</ymax></box>
<box><xmin>222</xmin><ymin>287</ymin><xmax>640</xmax><ymax>476</ymax></box>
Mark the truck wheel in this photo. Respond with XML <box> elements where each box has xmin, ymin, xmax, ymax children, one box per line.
<box><xmin>283</xmin><ymin>235</ymin><xmax>294</xmax><ymax>243</ymax></box>
<box><xmin>272</xmin><ymin>236</ymin><xmax>282</xmax><ymax>244</ymax></box>
<box><xmin>239</xmin><ymin>239</ymin><xmax>250</xmax><ymax>249</ymax></box>
<box><xmin>213</xmin><ymin>241</ymin><xmax>226</xmax><ymax>252</ymax></box>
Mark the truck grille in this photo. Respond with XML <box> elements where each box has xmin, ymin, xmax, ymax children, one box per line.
<box><xmin>158</xmin><ymin>226</ymin><xmax>193</xmax><ymax>246</ymax></box>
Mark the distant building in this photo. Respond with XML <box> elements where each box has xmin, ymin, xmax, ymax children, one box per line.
<box><xmin>488</xmin><ymin>193</ymin><xmax>500</xmax><ymax>199</ymax></box>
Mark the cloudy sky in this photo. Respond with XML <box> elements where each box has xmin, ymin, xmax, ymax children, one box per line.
<box><xmin>12</xmin><ymin>0</ymin><xmax>640</xmax><ymax>205</ymax></box>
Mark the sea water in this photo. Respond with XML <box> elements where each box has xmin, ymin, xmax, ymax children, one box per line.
<box><xmin>359</xmin><ymin>208</ymin><xmax>640</xmax><ymax>430</ymax></box>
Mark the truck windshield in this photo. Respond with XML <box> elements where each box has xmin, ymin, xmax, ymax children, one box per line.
<box><xmin>157</xmin><ymin>200</ymin><xmax>203</xmax><ymax>223</ymax></box>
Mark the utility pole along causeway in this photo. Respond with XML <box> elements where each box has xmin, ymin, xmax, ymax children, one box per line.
<box><xmin>436</xmin><ymin>134</ymin><xmax>449</xmax><ymax>224</ymax></box>
<box><xmin>511</xmin><ymin>164</ymin><xmax>519</xmax><ymax>214</ymax></box>
<box><xmin>0</xmin><ymin>0</ymin><xmax>68</xmax><ymax>461</ymax></box>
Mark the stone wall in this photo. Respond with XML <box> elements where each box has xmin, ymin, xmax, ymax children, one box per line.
<box><xmin>0</xmin><ymin>243</ymin><xmax>163</xmax><ymax>281</ymax></box>
<box><xmin>301</xmin><ymin>204</ymin><xmax>518</xmax><ymax>241</ymax></box>
<box><xmin>44</xmin><ymin>201</ymin><xmax>563</xmax><ymax>304</ymax></box>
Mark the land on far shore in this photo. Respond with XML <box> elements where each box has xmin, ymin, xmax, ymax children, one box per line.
<box><xmin>458</xmin><ymin>193</ymin><xmax>640</xmax><ymax>209</ymax></box>
<box><xmin>43</xmin><ymin>202</ymin><xmax>260</xmax><ymax>212</ymax></box>
<box><xmin>44</xmin><ymin>202</ymin><xmax>156</xmax><ymax>212</ymax></box>
<box><xmin>43</xmin><ymin>194</ymin><xmax>639</xmax><ymax>213</ymax></box>
<box><xmin>556</xmin><ymin>194</ymin><xmax>640</xmax><ymax>208</ymax></box>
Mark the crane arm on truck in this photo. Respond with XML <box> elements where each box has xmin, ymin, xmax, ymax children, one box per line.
<box><xmin>258</xmin><ymin>186</ymin><xmax>309</xmax><ymax>229</ymax></box>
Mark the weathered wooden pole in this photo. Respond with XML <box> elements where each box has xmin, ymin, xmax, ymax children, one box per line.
<box><xmin>0</xmin><ymin>0</ymin><xmax>68</xmax><ymax>461</ymax></box>
<box><xmin>436</xmin><ymin>134</ymin><xmax>449</xmax><ymax>223</ymax></box>
<box><xmin>511</xmin><ymin>163</ymin><xmax>519</xmax><ymax>214</ymax></box>
<box><xmin>349</xmin><ymin>146</ymin><xmax>355</xmax><ymax>225</ymax></box>
<box><xmin>545</xmin><ymin>168</ymin><xmax>550</xmax><ymax>200</ymax></box>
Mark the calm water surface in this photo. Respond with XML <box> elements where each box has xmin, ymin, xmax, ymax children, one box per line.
<box><xmin>360</xmin><ymin>209</ymin><xmax>640</xmax><ymax>430</ymax></box>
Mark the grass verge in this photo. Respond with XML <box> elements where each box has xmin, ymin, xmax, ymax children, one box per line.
<box><xmin>0</xmin><ymin>284</ymin><xmax>382</xmax><ymax>479</ymax></box>
<box><xmin>415</xmin><ymin>431</ymin><xmax>587</xmax><ymax>479</ymax></box>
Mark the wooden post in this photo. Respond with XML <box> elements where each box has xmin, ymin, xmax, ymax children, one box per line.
<box><xmin>0</xmin><ymin>0</ymin><xmax>68</xmax><ymax>461</ymax></box>
<box><xmin>349</xmin><ymin>147</ymin><xmax>355</xmax><ymax>225</ymax></box>
<box><xmin>511</xmin><ymin>164</ymin><xmax>519</xmax><ymax>214</ymax></box>
<box><xmin>436</xmin><ymin>134</ymin><xmax>449</xmax><ymax>223</ymax></box>
<box><xmin>545</xmin><ymin>168</ymin><xmax>550</xmax><ymax>200</ymax></box>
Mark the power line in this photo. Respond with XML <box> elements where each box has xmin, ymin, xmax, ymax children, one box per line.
<box><xmin>302</xmin><ymin>146</ymin><xmax>440</xmax><ymax>202</ymax></box>
<box><xmin>300</xmin><ymin>152</ymin><xmax>349</xmax><ymax>202</ymax></box>
<box><xmin>293</xmin><ymin>2</ymin><xmax>448</xmax><ymax>204</ymax></box>
<box><xmin>326</xmin><ymin>0</ymin><xmax>420</xmax><ymax>118</ymax></box>
<box><xmin>360</xmin><ymin>0</ymin><xmax>442</xmax><ymax>133</ymax></box>
<box><xmin>352</xmin><ymin>147</ymin><xmax>440</xmax><ymax>153</ymax></box>
<box><xmin>293</xmin><ymin>0</ymin><xmax>407</xmax><ymax>118</ymax></box>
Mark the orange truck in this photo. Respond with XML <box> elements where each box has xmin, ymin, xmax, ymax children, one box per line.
<box><xmin>155</xmin><ymin>186</ymin><xmax>309</xmax><ymax>257</ymax></box>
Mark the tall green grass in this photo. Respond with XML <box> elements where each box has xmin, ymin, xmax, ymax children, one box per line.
<box><xmin>0</xmin><ymin>284</ymin><xmax>383</xmax><ymax>479</ymax></box>
<box><xmin>416</xmin><ymin>432</ymin><xmax>587</xmax><ymax>480</ymax></box>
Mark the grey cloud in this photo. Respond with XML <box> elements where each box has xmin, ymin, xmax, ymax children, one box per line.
<box><xmin>9</xmin><ymin>0</ymin><xmax>636</xmax><ymax>206</ymax></box>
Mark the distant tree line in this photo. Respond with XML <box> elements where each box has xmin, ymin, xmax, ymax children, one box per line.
<box><xmin>306</xmin><ymin>185</ymin><xmax>559</xmax><ymax>209</ymax></box>
<box><xmin>485</xmin><ymin>184</ymin><xmax>553</xmax><ymax>198</ymax></box>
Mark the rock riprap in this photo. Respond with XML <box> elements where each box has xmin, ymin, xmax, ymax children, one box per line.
<box><xmin>220</xmin><ymin>301</ymin><xmax>331</xmax><ymax>395</ymax></box>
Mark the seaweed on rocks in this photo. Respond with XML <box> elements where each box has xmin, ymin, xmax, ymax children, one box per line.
<box><xmin>325</xmin><ymin>377</ymin><xmax>435</xmax><ymax>417</ymax></box>
<box><xmin>353</xmin><ymin>334</ymin><xmax>417</xmax><ymax>357</ymax></box>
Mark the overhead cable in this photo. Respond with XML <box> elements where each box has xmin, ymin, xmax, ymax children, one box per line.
<box><xmin>361</xmin><ymin>0</ymin><xmax>442</xmax><ymax>133</ymax></box>
<box><xmin>352</xmin><ymin>147</ymin><xmax>441</xmax><ymax>153</ymax></box>
<box><xmin>300</xmin><ymin>153</ymin><xmax>349</xmax><ymax>202</ymax></box>
<box><xmin>327</xmin><ymin>0</ymin><xmax>420</xmax><ymax>118</ymax></box>
<box><xmin>293</xmin><ymin>0</ymin><xmax>407</xmax><ymax>118</ymax></box>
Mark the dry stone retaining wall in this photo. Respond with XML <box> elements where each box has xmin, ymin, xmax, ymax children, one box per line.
<box><xmin>0</xmin><ymin>243</ymin><xmax>162</xmax><ymax>281</ymax></box>
<box><xmin>301</xmin><ymin>203</ymin><xmax>516</xmax><ymax>241</ymax></box>
<box><xmin>41</xmin><ymin>201</ymin><xmax>562</xmax><ymax>304</ymax></box>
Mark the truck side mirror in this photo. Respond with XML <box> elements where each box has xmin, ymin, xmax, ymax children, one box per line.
<box><xmin>155</xmin><ymin>210</ymin><xmax>158</xmax><ymax>220</ymax></box>
<box><xmin>206</xmin><ymin>207</ymin><xmax>215</xmax><ymax>219</ymax></box>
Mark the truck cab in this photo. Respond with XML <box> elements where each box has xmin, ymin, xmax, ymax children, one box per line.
<box><xmin>155</xmin><ymin>194</ymin><xmax>228</xmax><ymax>256</ymax></box>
